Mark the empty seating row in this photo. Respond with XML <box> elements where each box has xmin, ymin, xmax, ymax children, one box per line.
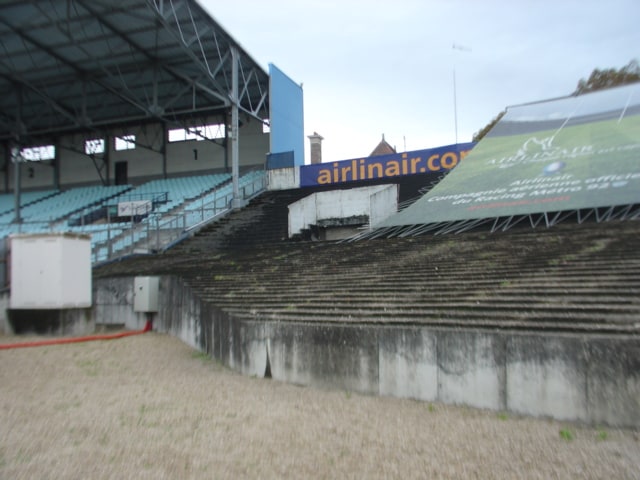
<box><xmin>110</xmin><ymin>229</ymin><xmax>148</xmax><ymax>255</ymax></box>
<box><xmin>184</xmin><ymin>170</ymin><xmax>264</xmax><ymax>212</ymax></box>
<box><xmin>0</xmin><ymin>190</ymin><xmax>59</xmax><ymax>216</ymax></box>
<box><xmin>0</xmin><ymin>171</ymin><xmax>265</xmax><ymax>264</ymax></box>
<box><xmin>111</xmin><ymin>173</ymin><xmax>231</xmax><ymax>216</ymax></box>
<box><xmin>0</xmin><ymin>185</ymin><xmax>130</xmax><ymax>224</ymax></box>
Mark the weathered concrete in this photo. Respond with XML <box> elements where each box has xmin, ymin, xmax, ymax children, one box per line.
<box><xmin>93</xmin><ymin>277</ymin><xmax>143</xmax><ymax>330</ymax></box>
<box><xmin>0</xmin><ymin>291</ymin><xmax>11</xmax><ymax>335</ymax></box>
<box><xmin>86</xmin><ymin>276</ymin><xmax>640</xmax><ymax>427</ymax></box>
<box><xmin>506</xmin><ymin>334</ymin><xmax>588</xmax><ymax>422</ymax></box>
<box><xmin>0</xmin><ymin>288</ymin><xmax>95</xmax><ymax>336</ymax></box>
<box><xmin>267</xmin><ymin>167</ymin><xmax>300</xmax><ymax>191</ymax></box>
<box><xmin>237</xmin><ymin>320</ymin><xmax>269</xmax><ymax>377</ymax></box>
<box><xmin>438</xmin><ymin>330</ymin><xmax>506</xmax><ymax>411</ymax></box>
<box><xmin>6</xmin><ymin>308</ymin><xmax>94</xmax><ymax>335</ymax></box>
<box><xmin>288</xmin><ymin>185</ymin><xmax>397</xmax><ymax>237</ymax></box>
<box><xmin>586</xmin><ymin>337</ymin><xmax>640</xmax><ymax>427</ymax></box>
<box><xmin>268</xmin><ymin>323</ymin><xmax>379</xmax><ymax>394</ymax></box>
<box><xmin>378</xmin><ymin>327</ymin><xmax>438</xmax><ymax>401</ymax></box>
<box><xmin>158</xmin><ymin>276</ymin><xmax>205</xmax><ymax>351</ymax></box>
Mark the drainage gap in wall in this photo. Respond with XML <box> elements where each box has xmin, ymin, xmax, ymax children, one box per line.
<box><xmin>264</xmin><ymin>348</ymin><xmax>272</xmax><ymax>378</ymax></box>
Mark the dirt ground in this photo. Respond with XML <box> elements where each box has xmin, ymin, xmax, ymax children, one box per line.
<box><xmin>1</xmin><ymin>332</ymin><xmax>639</xmax><ymax>480</ymax></box>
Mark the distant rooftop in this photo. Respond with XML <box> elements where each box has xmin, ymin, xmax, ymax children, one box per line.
<box><xmin>369</xmin><ymin>134</ymin><xmax>396</xmax><ymax>157</ymax></box>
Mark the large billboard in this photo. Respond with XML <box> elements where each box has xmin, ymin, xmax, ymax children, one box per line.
<box><xmin>380</xmin><ymin>83</ymin><xmax>640</xmax><ymax>227</ymax></box>
<box><xmin>300</xmin><ymin>142</ymin><xmax>475</xmax><ymax>187</ymax></box>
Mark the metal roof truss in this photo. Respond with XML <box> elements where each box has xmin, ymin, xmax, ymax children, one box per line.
<box><xmin>0</xmin><ymin>0</ymin><xmax>270</xmax><ymax>143</ymax></box>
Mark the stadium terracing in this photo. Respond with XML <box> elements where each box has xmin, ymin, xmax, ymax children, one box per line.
<box><xmin>1</xmin><ymin>1</ymin><xmax>639</xmax><ymax>427</ymax></box>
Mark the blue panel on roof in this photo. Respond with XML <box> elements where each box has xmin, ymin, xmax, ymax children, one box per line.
<box><xmin>266</xmin><ymin>151</ymin><xmax>295</xmax><ymax>170</ymax></box>
<box><xmin>269</xmin><ymin>64</ymin><xmax>304</xmax><ymax>166</ymax></box>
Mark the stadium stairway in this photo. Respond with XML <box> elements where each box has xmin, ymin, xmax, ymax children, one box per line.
<box><xmin>94</xmin><ymin>188</ymin><xmax>640</xmax><ymax>335</ymax></box>
<box><xmin>174</xmin><ymin>188</ymin><xmax>310</xmax><ymax>251</ymax></box>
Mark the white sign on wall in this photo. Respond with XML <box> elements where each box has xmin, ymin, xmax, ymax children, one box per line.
<box><xmin>118</xmin><ymin>200</ymin><xmax>152</xmax><ymax>217</ymax></box>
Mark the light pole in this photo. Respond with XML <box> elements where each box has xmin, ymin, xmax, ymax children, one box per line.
<box><xmin>452</xmin><ymin>43</ymin><xmax>471</xmax><ymax>144</ymax></box>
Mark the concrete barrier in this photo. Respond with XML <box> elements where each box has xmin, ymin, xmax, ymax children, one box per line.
<box><xmin>93</xmin><ymin>277</ymin><xmax>140</xmax><ymax>330</ymax></box>
<box><xmin>378</xmin><ymin>327</ymin><xmax>438</xmax><ymax>401</ymax></box>
<box><xmin>90</xmin><ymin>276</ymin><xmax>640</xmax><ymax>427</ymax></box>
<box><xmin>438</xmin><ymin>330</ymin><xmax>506</xmax><ymax>411</ymax></box>
<box><xmin>506</xmin><ymin>334</ymin><xmax>587</xmax><ymax>421</ymax></box>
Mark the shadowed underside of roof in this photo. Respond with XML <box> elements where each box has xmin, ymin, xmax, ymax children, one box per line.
<box><xmin>0</xmin><ymin>0</ymin><xmax>269</xmax><ymax>142</ymax></box>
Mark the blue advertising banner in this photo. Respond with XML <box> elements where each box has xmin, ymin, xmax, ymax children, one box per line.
<box><xmin>300</xmin><ymin>142</ymin><xmax>476</xmax><ymax>187</ymax></box>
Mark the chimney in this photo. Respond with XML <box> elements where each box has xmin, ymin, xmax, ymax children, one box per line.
<box><xmin>308</xmin><ymin>132</ymin><xmax>324</xmax><ymax>164</ymax></box>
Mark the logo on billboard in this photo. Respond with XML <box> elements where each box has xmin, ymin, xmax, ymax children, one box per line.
<box><xmin>489</xmin><ymin>135</ymin><xmax>594</xmax><ymax>169</ymax></box>
<box><xmin>516</xmin><ymin>136</ymin><xmax>555</xmax><ymax>157</ymax></box>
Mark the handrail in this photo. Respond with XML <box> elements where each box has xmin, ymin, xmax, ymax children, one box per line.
<box><xmin>108</xmin><ymin>191</ymin><xmax>169</xmax><ymax>205</ymax></box>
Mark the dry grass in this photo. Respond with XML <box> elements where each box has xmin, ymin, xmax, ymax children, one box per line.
<box><xmin>1</xmin><ymin>332</ymin><xmax>639</xmax><ymax>479</ymax></box>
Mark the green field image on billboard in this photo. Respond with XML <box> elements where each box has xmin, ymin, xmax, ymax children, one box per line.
<box><xmin>382</xmin><ymin>83</ymin><xmax>640</xmax><ymax>226</ymax></box>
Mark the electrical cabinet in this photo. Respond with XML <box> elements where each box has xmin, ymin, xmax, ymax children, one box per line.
<box><xmin>133</xmin><ymin>276</ymin><xmax>159</xmax><ymax>312</ymax></box>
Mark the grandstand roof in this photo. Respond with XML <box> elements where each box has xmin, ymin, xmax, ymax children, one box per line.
<box><xmin>0</xmin><ymin>0</ymin><xmax>270</xmax><ymax>142</ymax></box>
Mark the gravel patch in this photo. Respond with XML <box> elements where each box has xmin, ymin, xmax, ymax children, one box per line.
<box><xmin>1</xmin><ymin>332</ymin><xmax>639</xmax><ymax>479</ymax></box>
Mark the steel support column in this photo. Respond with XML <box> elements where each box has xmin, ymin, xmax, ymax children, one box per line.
<box><xmin>53</xmin><ymin>139</ymin><xmax>60</xmax><ymax>190</ymax></box>
<box><xmin>162</xmin><ymin>121</ymin><xmax>168</xmax><ymax>179</ymax></box>
<box><xmin>12</xmin><ymin>86</ymin><xmax>22</xmax><ymax>223</ymax></box>
<box><xmin>230</xmin><ymin>46</ymin><xmax>243</xmax><ymax>209</ymax></box>
<box><xmin>12</xmin><ymin>144</ymin><xmax>21</xmax><ymax>223</ymax></box>
<box><xmin>2</xmin><ymin>143</ymin><xmax>9</xmax><ymax>193</ymax></box>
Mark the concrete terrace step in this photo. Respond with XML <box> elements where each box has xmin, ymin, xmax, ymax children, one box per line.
<box><xmin>198</xmin><ymin>295</ymin><xmax>640</xmax><ymax>315</ymax></box>
<box><xmin>191</xmin><ymin>277</ymin><xmax>640</xmax><ymax>295</ymax></box>
<box><xmin>188</xmin><ymin>276</ymin><xmax>640</xmax><ymax>293</ymax></box>
<box><xmin>184</xmin><ymin>261</ymin><xmax>640</xmax><ymax>278</ymax></box>
<box><xmin>199</xmin><ymin>291</ymin><xmax>640</xmax><ymax>307</ymax></box>
<box><xmin>226</xmin><ymin>311</ymin><xmax>638</xmax><ymax>334</ymax></box>
<box><xmin>224</xmin><ymin>306</ymin><xmax>639</xmax><ymax>325</ymax></box>
<box><xmin>169</xmin><ymin>246</ymin><xmax>636</xmax><ymax>273</ymax></box>
<box><xmin>93</xmin><ymin>188</ymin><xmax>640</xmax><ymax>334</ymax></box>
<box><xmin>270</xmin><ymin>280</ymin><xmax>640</xmax><ymax>294</ymax></box>
<box><xmin>203</xmin><ymin>293</ymin><xmax>640</xmax><ymax>314</ymax></box>
<box><xmin>198</xmin><ymin>292</ymin><xmax>640</xmax><ymax>309</ymax></box>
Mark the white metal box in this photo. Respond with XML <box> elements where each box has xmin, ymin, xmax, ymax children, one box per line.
<box><xmin>10</xmin><ymin>233</ymin><xmax>92</xmax><ymax>309</ymax></box>
<box><xmin>134</xmin><ymin>276</ymin><xmax>159</xmax><ymax>312</ymax></box>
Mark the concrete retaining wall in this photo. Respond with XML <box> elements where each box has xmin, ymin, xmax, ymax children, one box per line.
<box><xmin>288</xmin><ymin>185</ymin><xmax>398</xmax><ymax>237</ymax></box>
<box><xmin>267</xmin><ymin>167</ymin><xmax>300</xmax><ymax>191</ymax></box>
<box><xmin>88</xmin><ymin>276</ymin><xmax>640</xmax><ymax>427</ymax></box>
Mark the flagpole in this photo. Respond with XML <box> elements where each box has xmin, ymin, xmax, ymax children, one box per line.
<box><xmin>453</xmin><ymin>66</ymin><xmax>458</xmax><ymax>144</ymax></box>
<box><xmin>452</xmin><ymin>43</ymin><xmax>471</xmax><ymax>145</ymax></box>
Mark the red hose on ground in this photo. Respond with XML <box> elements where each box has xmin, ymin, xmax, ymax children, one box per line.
<box><xmin>0</xmin><ymin>320</ymin><xmax>152</xmax><ymax>350</ymax></box>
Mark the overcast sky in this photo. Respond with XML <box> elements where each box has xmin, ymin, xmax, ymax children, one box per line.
<box><xmin>202</xmin><ymin>0</ymin><xmax>640</xmax><ymax>164</ymax></box>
